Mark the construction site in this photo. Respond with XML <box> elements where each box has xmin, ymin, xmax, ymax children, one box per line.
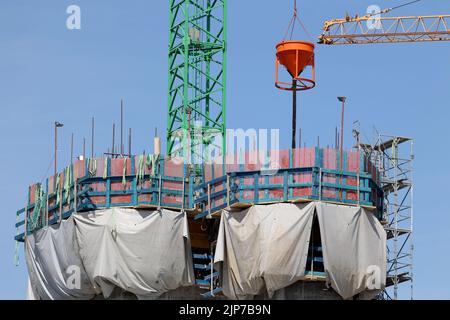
<box><xmin>9</xmin><ymin>0</ymin><xmax>450</xmax><ymax>300</ymax></box>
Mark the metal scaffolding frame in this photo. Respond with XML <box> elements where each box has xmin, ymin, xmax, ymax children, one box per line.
<box><xmin>358</xmin><ymin>133</ymin><xmax>414</xmax><ymax>300</ymax></box>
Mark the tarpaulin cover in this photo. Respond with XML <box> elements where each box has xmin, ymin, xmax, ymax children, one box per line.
<box><xmin>25</xmin><ymin>217</ymin><xmax>97</xmax><ymax>300</ymax></box>
<box><xmin>73</xmin><ymin>208</ymin><xmax>195</xmax><ymax>300</ymax></box>
<box><xmin>215</xmin><ymin>202</ymin><xmax>386</xmax><ymax>300</ymax></box>
<box><xmin>25</xmin><ymin>204</ymin><xmax>386</xmax><ymax>300</ymax></box>
<box><xmin>214</xmin><ymin>203</ymin><xmax>316</xmax><ymax>299</ymax></box>
<box><xmin>315</xmin><ymin>202</ymin><xmax>386</xmax><ymax>300</ymax></box>
<box><xmin>25</xmin><ymin>208</ymin><xmax>195</xmax><ymax>300</ymax></box>
<box><xmin>26</xmin><ymin>277</ymin><xmax>39</xmax><ymax>300</ymax></box>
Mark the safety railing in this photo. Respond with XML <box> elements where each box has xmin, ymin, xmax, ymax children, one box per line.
<box><xmin>15</xmin><ymin>155</ymin><xmax>192</xmax><ymax>242</ymax></box>
<box><xmin>193</xmin><ymin>166</ymin><xmax>384</xmax><ymax>221</ymax></box>
<box><xmin>15</xmin><ymin>149</ymin><xmax>385</xmax><ymax>241</ymax></box>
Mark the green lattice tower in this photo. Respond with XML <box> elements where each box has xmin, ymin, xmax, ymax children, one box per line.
<box><xmin>167</xmin><ymin>0</ymin><xmax>227</xmax><ymax>167</ymax></box>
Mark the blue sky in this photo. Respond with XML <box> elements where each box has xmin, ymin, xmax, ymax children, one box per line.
<box><xmin>0</xmin><ymin>0</ymin><xmax>449</xmax><ymax>299</ymax></box>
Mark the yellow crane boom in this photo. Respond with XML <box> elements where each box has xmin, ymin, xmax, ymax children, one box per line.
<box><xmin>319</xmin><ymin>14</ymin><xmax>450</xmax><ymax>45</ymax></box>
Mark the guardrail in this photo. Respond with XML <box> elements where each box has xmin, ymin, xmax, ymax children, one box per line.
<box><xmin>15</xmin><ymin>149</ymin><xmax>384</xmax><ymax>241</ymax></box>
<box><xmin>193</xmin><ymin>166</ymin><xmax>384</xmax><ymax>221</ymax></box>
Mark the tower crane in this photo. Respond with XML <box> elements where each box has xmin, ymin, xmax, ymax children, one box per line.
<box><xmin>318</xmin><ymin>1</ymin><xmax>450</xmax><ymax>45</ymax></box>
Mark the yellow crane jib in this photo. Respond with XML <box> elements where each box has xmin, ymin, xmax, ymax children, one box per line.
<box><xmin>319</xmin><ymin>14</ymin><xmax>450</xmax><ymax>45</ymax></box>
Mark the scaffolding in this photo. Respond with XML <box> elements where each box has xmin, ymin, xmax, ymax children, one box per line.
<box><xmin>358</xmin><ymin>133</ymin><xmax>414</xmax><ymax>300</ymax></box>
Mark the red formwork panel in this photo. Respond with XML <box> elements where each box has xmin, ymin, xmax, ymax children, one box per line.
<box><xmin>202</xmin><ymin>162</ymin><xmax>227</xmax><ymax>212</ymax></box>
<box><xmin>87</xmin><ymin>158</ymin><xmax>106</xmax><ymax>206</ymax></box>
<box><xmin>292</xmin><ymin>149</ymin><xmax>314</xmax><ymax>198</ymax></box>
<box><xmin>162</xmin><ymin>158</ymin><xmax>185</xmax><ymax>206</ymax></box>
<box><xmin>48</xmin><ymin>174</ymin><xmax>56</xmax><ymax>195</ymax></box>
<box><xmin>268</xmin><ymin>150</ymin><xmax>285</xmax><ymax>199</ymax></box>
<box><xmin>346</xmin><ymin>150</ymin><xmax>360</xmax><ymax>173</ymax></box>
<box><xmin>134</xmin><ymin>156</ymin><xmax>154</xmax><ymax>195</ymax></box>
<box><xmin>46</xmin><ymin>170</ymin><xmax>68</xmax><ymax>211</ymax></box>
<box><xmin>293</xmin><ymin>148</ymin><xmax>315</xmax><ymax>185</ymax></box>
<box><xmin>279</xmin><ymin>149</ymin><xmax>291</xmax><ymax>169</ymax></box>
<box><xmin>292</xmin><ymin>172</ymin><xmax>313</xmax><ymax>184</ymax></box>
<box><xmin>135</xmin><ymin>155</ymin><xmax>154</xmax><ymax>204</ymax></box>
<box><xmin>292</xmin><ymin>148</ymin><xmax>315</xmax><ymax>198</ymax></box>
<box><xmin>211</xmin><ymin>164</ymin><xmax>226</xmax><ymax>195</ymax></box>
<box><xmin>346</xmin><ymin>150</ymin><xmax>360</xmax><ymax>201</ymax></box>
<box><xmin>225</xmin><ymin>161</ymin><xmax>240</xmax><ymax>174</ymax></box>
<box><xmin>92</xmin><ymin>159</ymin><xmax>106</xmax><ymax>191</ymax></box>
<box><xmin>213</xmin><ymin>163</ymin><xmax>225</xmax><ymax>179</ymax></box>
<box><xmin>110</xmin><ymin>158</ymin><xmax>132</xmax><ymax>178</ymax></box>
<box><xmin>270</xmin><ymin>149</ymin><xmax>290</xmax><ymax>171</ymax></box>
<box><xmin>292</xmin><ymin>185</ymin><xmax>312</xmax><ymax>197</ymax></box>
<box><xmin>231</xmin><ymin>176</ymin><xmax>265</xmax><ymax>203</ymax></box>
<box><xmin>164</xmin><ymin>158</ymin><xmax>184</xmax><ymax>179</ymax></box>
<box><xmin>244</xmin><ymin>150</ymin><xmax>262</xmax><ymax>171</ymax></box>
<box><xmin>246</xmin><ymin>176</ymin><xmax>266</xmax><ymax>202</ymax></box>
<box><xmin>73</xmin><ymin>159</ymin><xmax>86</xmax><ymax>180</ymax></box>
<box><xmin>29</xmin><ymin>184</ymin><xmax>38</xmax><ymax>204</ymax></box>
<box><xmin>109</xmin><ymin>158</ymin><xmax>132</xmax><ymax>205</ymax></box>
<box><xmin>293</xmin><ymin>148</ymin><xmax>316</xmax><ymax>168</ymax></box>
<box><xmin>204</xmin><ymin>164</ymin><xmax>213</xmax><ymax>182</ymax></box>
<box><xmin>323</xmin><ymin>148</ymin><xmax>337</xmax><ymax>171</ymax></box>
<box><xmin>207</xmin><ymin>167</ymin><xmax>230</xmax><ymax>211</ymax></box>
<box><xmin>47</xmin><ymin>174</ymin><xmax>56</xmax><ymax>210</ymax></box>
<box><xmin>27</xmin><ymin>149</ymin><xmax>382</xmax><ymax>218</ymax></box>
<box><xmin>136</xmin><ymin>156</ymin><xmax>153</xmax><ymax>204</ymax></box>
<box><xmin>224</xmin><ymin>151</ymin><xmax>238</xmax><ymax>173</ymax></box>
<box><xmin>322</xmin><ymin>149</ymin><xmax>337</xmax><ymax>199</ymax></box>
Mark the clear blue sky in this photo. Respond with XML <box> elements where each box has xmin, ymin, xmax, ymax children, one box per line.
<box><xmin>0</xmin><ymin>0</ymin><xmax>449</xmax><ymax>299</ymax></box>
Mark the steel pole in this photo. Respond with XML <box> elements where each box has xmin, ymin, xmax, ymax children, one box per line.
<box><xmin>292</xmin><ymin>80</ymin><xmax>297</xmax><ymax>149</ymax></box>
<box><xmin>91</xmin><ymin>117</ymin><xmax>95</xmax><ymax>158</ymax></box>
<box><xmin>337</xmin><ymin>97</ymin><xmax>346</xmax><ymax>201</ymax></box>
<box><xmin>54</xmin><ymin>123</ymin><xmax>57</xmax><ymax>177</ymax></box>
<box><xmin>121</xmin><ymin>100</ymin><xmax>124</xmax><ymax>156</ymax></box>
<box><xmin>112</xmin><ymin>123</ymin><xmax>116</xmax><ymax>157</ymax></box>
<box><xmin>83</xmin><ymin>138</ymin><xmax>86</xmax><ymax>159</ymax></box>
<box><xmin>340</xmin><ymin>100</ymin><xmax>344</xmax><ymax>172</ymax></box>
<box><xmin>71</xmin><ymin>133</ymin><xmax>74</xmax><ymax>165</ymax></box>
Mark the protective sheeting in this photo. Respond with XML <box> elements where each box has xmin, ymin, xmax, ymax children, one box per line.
<box><xmin>214</xmin><ymin>203</ymin><xmax>316</xmax><ymax>299</ymax></box>
<box><xmin>73</xmin><ymin>208</ymin><xmax>195</xmax><ymax>300</ymax></box>
<box><xmin>26</xmin><ymin>277</ymin><xmax>39</xmax><ymax>300</ymax></box>
<box><xmin>215</xmin><ymin>202</ymin><xmax>387</xmax><ymax>300</ymax></box>
<box><xmin>315</xmin><ymin>202</ymin><xmax>387</xmax><ymax>300</ymax></box>
<box><xmin>25</xmin><ymin>217</ymin><xmax>97</xmax><ymax>300</ymax></box>
<box><xmin>25</xmin><ymin>203</ymin><xmax>386</xmax><ymax>300</ymax></box>
<box><xmin>24</xmin><ymin>208</ymin><xmax>195</xmax><ymax>300</ymax></box>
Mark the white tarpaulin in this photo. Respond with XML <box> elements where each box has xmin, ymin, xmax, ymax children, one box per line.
<box><xmin>214</xmin><ymin>203</ymin><xmax>316</xmax><ymax>299</ymax></box>
<box><xmin>73</xmin><ymin>208</ymin><xmax>195</xmax><ymax>300</ymax></box>
<box><xmin>25</xmin><ymin>217</ymin><xmax>97</xmax><ymax>300</ymax></box>
<box><xmin>215</xmin><ymin>202</ymin><xmax>387</xmax><ymax>300</ymax></box>
<box><xmin>25</xmin><ymin>203</ymin><xmax>386</xmax><ymax>300</ymax></box>
<box><xmin>315</xmin><ymin>202</ymin><xmax>387</xmax><ymax>300</ymax></box>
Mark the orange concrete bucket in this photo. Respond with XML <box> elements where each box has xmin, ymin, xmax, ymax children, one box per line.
<box><xmin>275</xmin><ymin>40</ymin><xmax>316</xmax><ymax>91</ymax></box>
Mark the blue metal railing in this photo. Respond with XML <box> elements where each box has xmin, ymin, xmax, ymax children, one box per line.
<box><xmin>193</xmin><ymin>166</ymin><xmax>384</xmax><ymax>221</ymax></box>
<box><xmin>15</xmin><ymin>152</ymin><xmax>384</xmax><ymax>241</ymax></box>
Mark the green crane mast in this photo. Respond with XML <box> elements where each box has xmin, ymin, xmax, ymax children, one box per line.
<box><xmin>167</xmin><ymin>0</ymin><xmax>227</xmax><ymax>167</ymax></box>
